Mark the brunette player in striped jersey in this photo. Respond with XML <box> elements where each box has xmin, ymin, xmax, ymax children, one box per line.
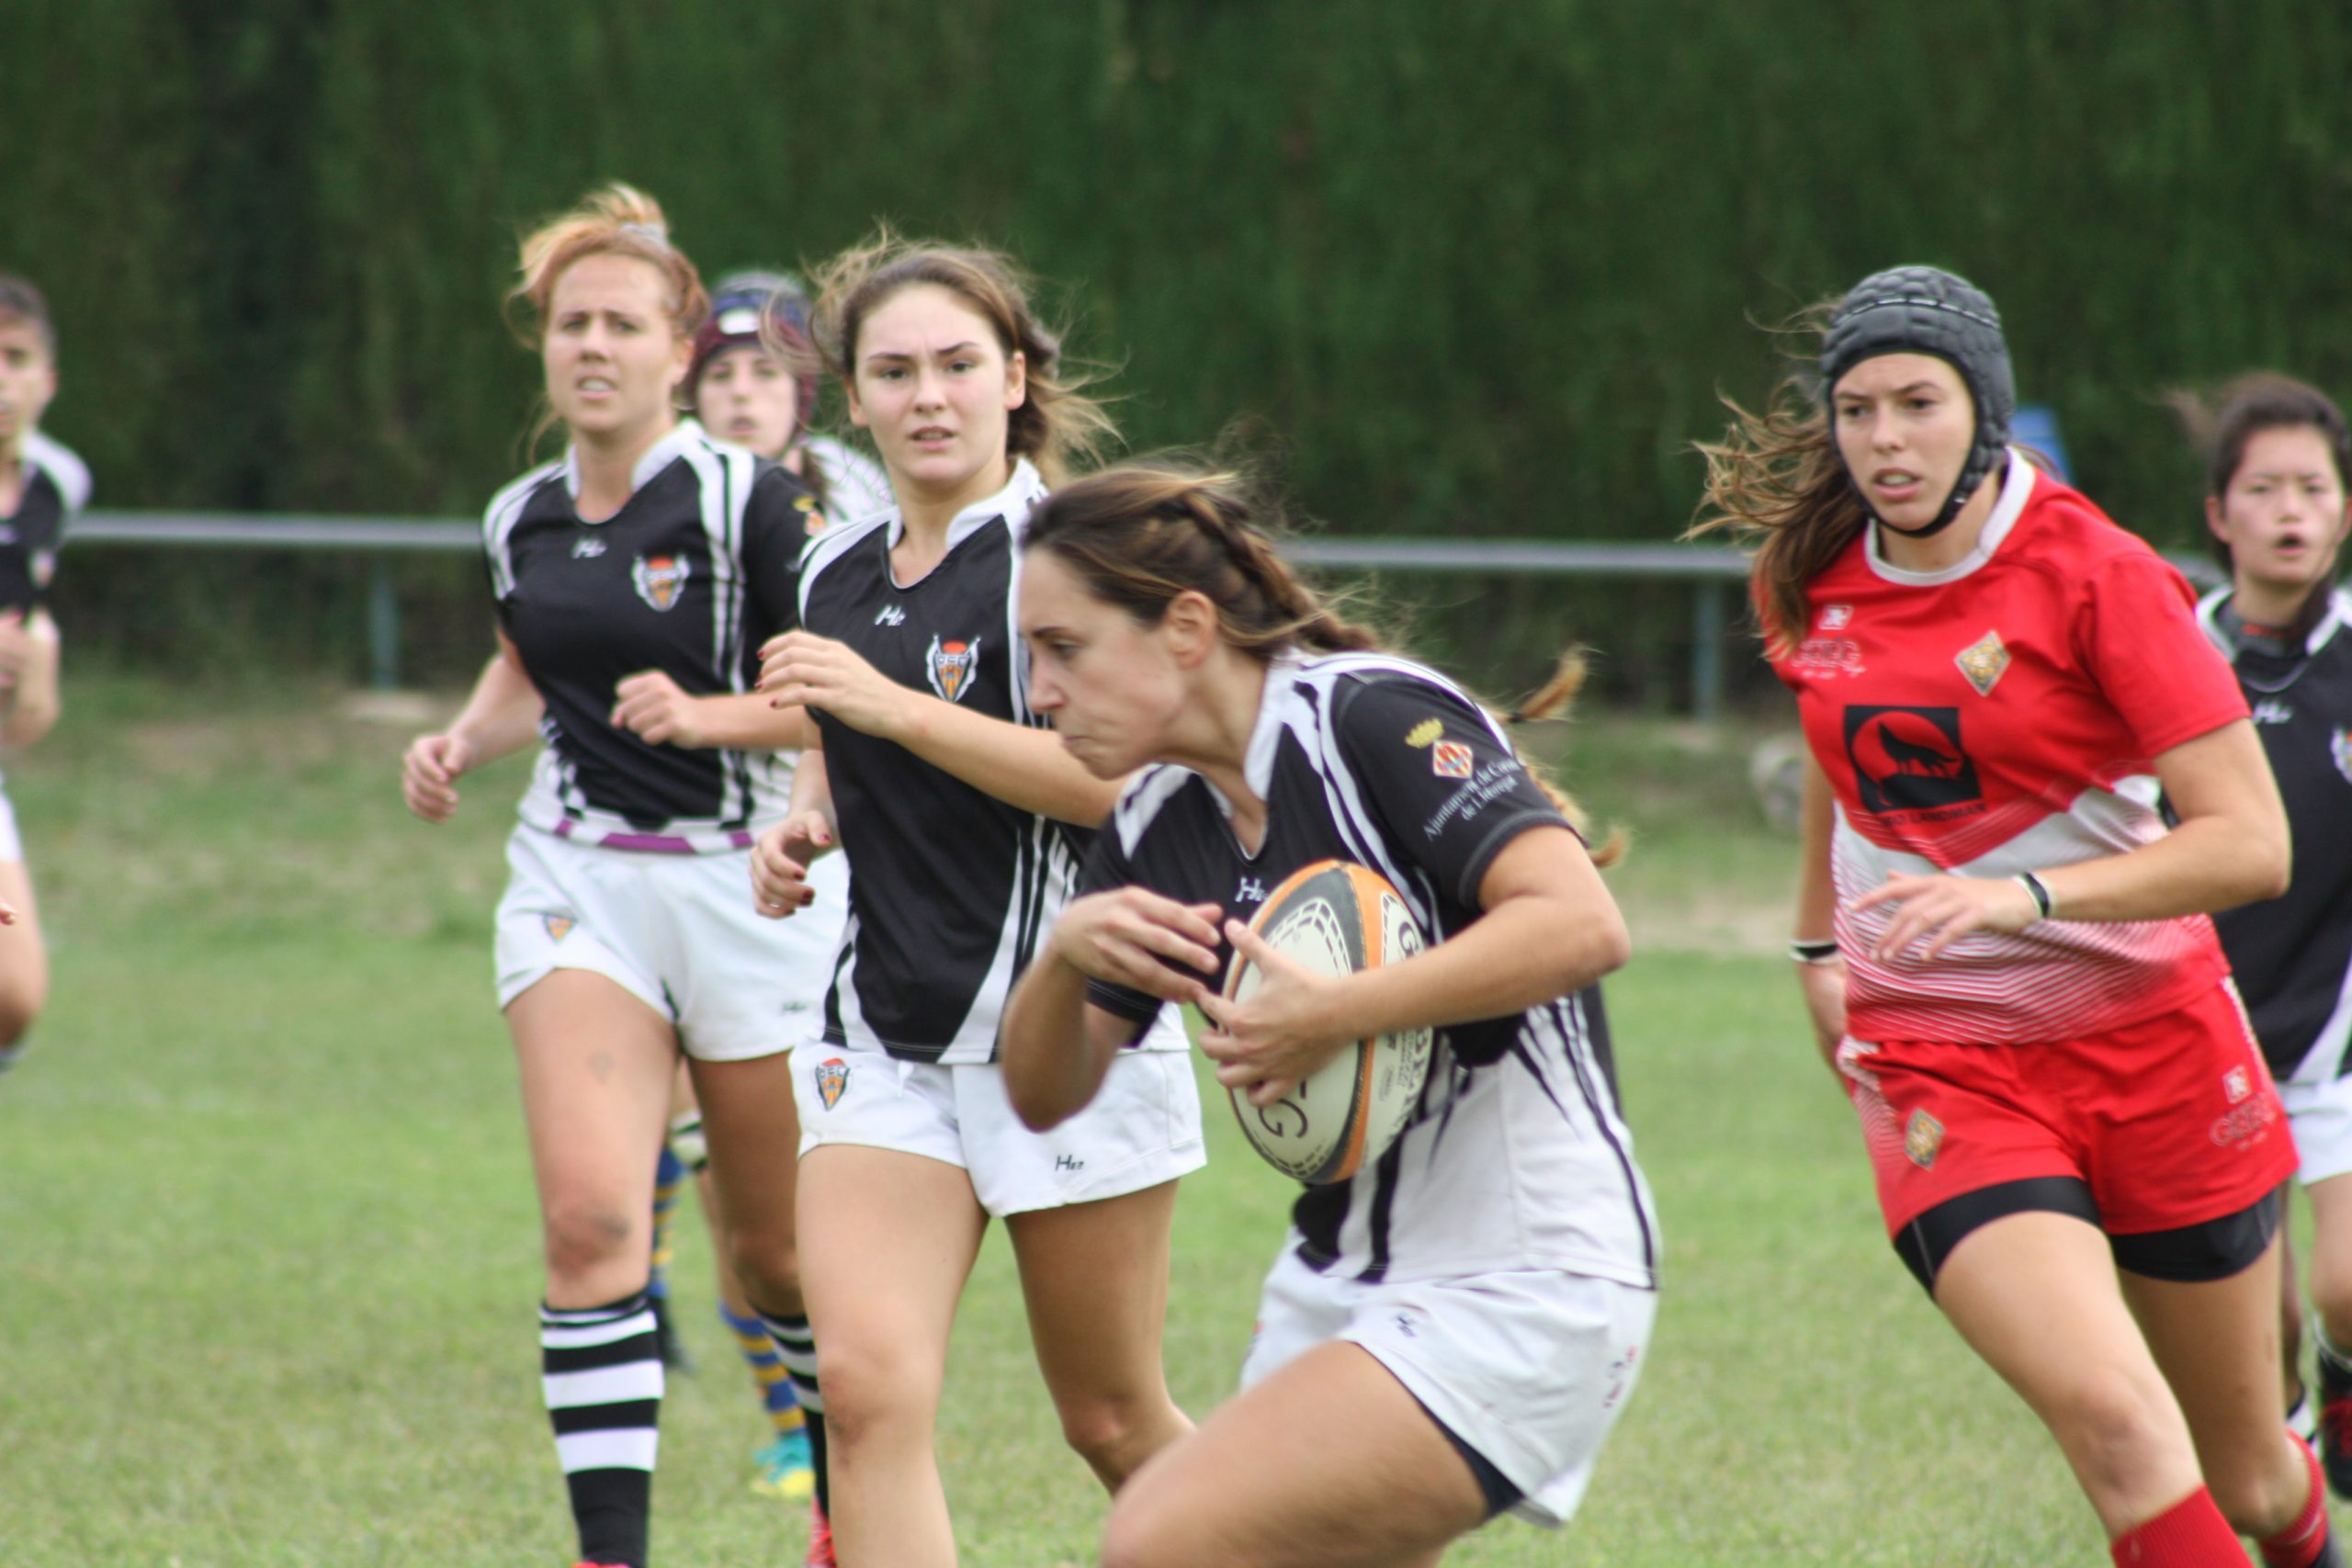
<box><xmin>0</xmin><ymin>277</ymin><xmax>77</xmax><ymax>1073</ymax></box>
<box><xmin>746</xmin><ymin>237</ymin><xmax>1202</xmax><ymax>1568</ymax></box>
<box><xmin>2183</xmin><ymin>376</ymin><xmax>2352</xmax><ymax>1491</ymax></box>
<box><xmin>998</xmin><ymin>461</ymin><xmax>1656</xmax><ymax>1566</ymax></box>
<box><xmin>399</xmin><ymin>186</ymin><xmax>823</xmax><ymax>1568</ymax></box>
<box><xmin>1699</xmin><ymin>266</ymin><xmax>2333</xmax><ymax>1568</ymax></box>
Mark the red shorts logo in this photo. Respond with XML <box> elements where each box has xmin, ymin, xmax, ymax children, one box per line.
<box><xmin>1904</xmin><ymin>1108</ymin><xmax>1943</xmax><ymax>1169</ymax></box>
<box><xmin>2211</xmin><ymin>1096</ymin><xmax>2278</xmax><ymax>1149</ymax></box>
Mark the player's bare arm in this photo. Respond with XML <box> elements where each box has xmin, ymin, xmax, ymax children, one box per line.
<box><xmin>1856</xmin><ymin>719</ymin><xmax>2289</xmax><ymax>962</ymax></box>
<box><xmin>401</xmin><ymin>634</ymin><xmax>545</xmax><ymax>823</ymax></box>
<box><xmin>1790</xmin><ymin>753</ymin><xmax>1849</xmax><ymax>1064</ymax></box>
<box><xmin>760</xmin><ymin>626</ymin><xmax>1125</xmax><ymax>826</ymax></box>
<box><xmin>0</xmin><ymin>608</ymin><xmax>61</xmax><ymax>748</ymax></box>
<box><xmin>609</xmin><ymin>669</ymin><xmax>812</xmax><ymax>750</ymax></box>
<box><xmin>1199</xmin><ymin>825</ymin><xmax>1626</xmax><ymax>1105</ymax></box>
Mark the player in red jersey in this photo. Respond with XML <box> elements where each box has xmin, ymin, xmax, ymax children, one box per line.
<box><xmin>1698</xmin><ymin>266</ymin><xmax>2331</xmax><ymax>1568</ymax></box>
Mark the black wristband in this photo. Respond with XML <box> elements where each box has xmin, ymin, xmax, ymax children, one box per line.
<box><xmin>2015</xmin><ymin>872</ymin><xmax>2053</xmax><ymax>922</ymax></box>
<box><xmin>1789</xmin><ymin>938</ymin><xmax>1842</xmax><ymax>965</ymax></box>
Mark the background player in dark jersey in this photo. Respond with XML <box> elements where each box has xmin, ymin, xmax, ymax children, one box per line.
<box><xmin>1699</xmin><ymin>266</ymin><xmax>2330</xmax><ymax>1568</ymax></box>
<box><xmin>2184</xmin><ymin>375</ymin><xmax>2352</xmax><ymax>1491</ymax></box>
<box><xmin>746</xmin><ymin>236</ymin><xmax>1202</xmax><ymax>1568</ymax></box>
<box><xmin>0</xmin><ymin>276</ymin><xmax>80</xmax><ymax>1074</ymax></box>
<box><xmin>399</xmin><ymin>186</ymin><xmax>822</xmax><ymax>1568</ymax></box>
<box><xmin>692</xmin><ymin>269</ymin><xmax>891</xmax><ymax>523</ymax></box>
<box><xmin>997</xmin><ymin>459</ymin><xmax>1657</xmax><ymax>1567</ymax></box>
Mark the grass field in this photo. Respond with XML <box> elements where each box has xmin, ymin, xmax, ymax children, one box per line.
<box><xmin>0</xmin><ymin>681</ymin><xmax>2282</xmax><ymax>1564</ymax></box>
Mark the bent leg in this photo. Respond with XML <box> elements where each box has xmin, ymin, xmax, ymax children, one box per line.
<box><xmin>797</xmin><ymin>1144</ymin><xmax>986</xmax><ymax>1568</ymax></box>
<box><xmin>1931</xmin><ymin>1210</ymin><xmax>2205</xmax><ymax>1537</ymax></box>
<box><xmin>1006</xmin><ymin>1180</ymin><xmax>1192</xmax><ymax>1492</ymax></box>
<box><xmin>1101</xmin><ymin>1340</ymin><xmax>1486</xmax><ymax>1568</ymax></box>
<box><xmin>2124</xmin><ymin>1234</ymin><xmax>2316</xmax><ymax>1540</ymax></box>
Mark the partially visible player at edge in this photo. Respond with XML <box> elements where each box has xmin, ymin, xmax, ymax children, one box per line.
<box><xmin>629</xmin><ymin>270</ymin><xmax>856</xmax><ymax>1507</ymax></box>
<box><xmin>0</xmin><ymin>277</ymin><xmax>77</xmax><ymax>1073</ymax></box>
<box><xmin>1696</xmin><ymin>265</ymin><xmax>2331</xmax><ymax>1567</ymax></box>
<box><xmin>2181</xmin><ymin>375</ymin><xmax>2352</xmax><ymax>1495</ymax></box>
<box><xmin>399</xmin><ymin>186</ymin><xmax>823</xmax><ymax>1568</ymax></box>
<box><xmin>997</xmin><ymin>458</ymin><xmax>1657</xmax><ymax>1567</ymax></box>
<box><xmin>747</xmin><ymin>234</ymin><xmax>1204</xmax><ymax>1568</ymax></box>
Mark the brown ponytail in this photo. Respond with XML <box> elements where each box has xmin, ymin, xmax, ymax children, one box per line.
<box><xmin>1687</xmin><ymin>301</ymin><xmax>1866</xmax><ymax>654</ymax></box>
<box><xmin>1026</xmin><ymin>456</ymin><xmax>1619</xmax><ymax>864</ymax></box>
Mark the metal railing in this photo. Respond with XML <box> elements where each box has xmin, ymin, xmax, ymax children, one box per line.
<box><xmin>69</xmin><ymin>511</ymin><xmax>2222</xmax><ymax>718</ymax></box>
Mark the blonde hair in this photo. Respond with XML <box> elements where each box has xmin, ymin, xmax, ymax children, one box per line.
<box><xmin>808</xmin><ymin>229</ymin><xmax>1114</xmax><ymax>487</ymax></box>
<box><xmin>506</xmin><ymin>184</ymin><xmax>709</xmax><ymax>348</ymax></box>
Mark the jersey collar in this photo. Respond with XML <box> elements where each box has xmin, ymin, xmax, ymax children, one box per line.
<box><xmin>1864</xmin><ymin>447</ymin><xmax>2034</xmax><ymax>588</ymax></box>
<box><xmin>2199</xmin><ymin>581</ymin><xmax>2351</xmax><ymax>660</ymax></box>
<box><xmin>885</xmin><ymin>457</ymin><xmax>1046</xmax><ymax>553</ymax></box>
<box><xmin>561</xmin><ymin>419</ymin><xmax>701</xmax><ymax>508</ymax></box>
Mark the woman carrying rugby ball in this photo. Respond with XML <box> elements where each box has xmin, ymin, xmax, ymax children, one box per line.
<box><xmin>1000</xmin><ymin>458</ymin><xmax>1657</xmax><ymax>1567</ymax></box>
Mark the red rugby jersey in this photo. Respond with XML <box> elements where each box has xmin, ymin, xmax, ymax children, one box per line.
<box><xmin>1769</xmin><ymin>451</ymin><xmax>2247</xmax><ymax>1043</ymax></box>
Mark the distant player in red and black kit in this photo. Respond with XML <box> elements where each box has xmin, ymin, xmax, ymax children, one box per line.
<box><xmin>0</xmin><ymin>276</ymin><xmax>78</xmax><ymax>1074</ymax></box>
<box><xmin>1698</xmin><ymin>266</ymin><xmax>2332</xmax><ymax>1567</ymax></box>
<box><xmin>2183</xmin><ymin>376</ymin><xmax>2352</xmax><ymax>1491</ymax></box>
<box><xmin>400</xmin><ymin>186</ymin><xmax>822</xmax><ymax>1568</ymax></box>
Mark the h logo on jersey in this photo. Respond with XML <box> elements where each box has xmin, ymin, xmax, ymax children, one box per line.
<box><xmin>875</xmin><ymin>604</ymin><xmax>907</xmax><ymax>627</ymax></box>
<box><xmin>1844</xmin><ymin>705</ymin><xmax>1983</xmax><ymax>816</ymax></box>
<box><xmin>1236</xmin><ymin>876</ymin><xmax>1268</xmax><ymax>904</ymax></box>
<box><xmin>814</xmin><ymin>1057</ymin><xmax>850</xmax><ymax>1111</ymax></box>
<box><xmin>926</xmin><ymin>635</ymin><xmax>980</xmax><ymax>703</ymax></box>
<box><xmin>631</xmin><ymin>553</ymin><xmax>690</xmax><ymax>613</ymax></box>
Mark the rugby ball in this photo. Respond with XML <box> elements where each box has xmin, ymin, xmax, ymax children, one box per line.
<box><xmin>1222</xmin><ymin>859</ymin><xmax>1434</xmax><ymax>1185</ymax></box>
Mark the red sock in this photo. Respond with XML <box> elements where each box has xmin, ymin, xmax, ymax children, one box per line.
<box><xmin>2258</xmin><ymin>1438</ymin><xmax>2332</xmax><ymax>1568</ymax></box>
<box><xmin>2109</xmin><ymin>1486</ymin><xmax>2243</xmax><ymax>1566</ymax></box>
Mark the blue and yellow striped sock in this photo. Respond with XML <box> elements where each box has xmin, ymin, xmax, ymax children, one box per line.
<box><xmin>719</xmin><ymin>1302</ymin><xmax>805</xmax><ymax>1438</ymax></box>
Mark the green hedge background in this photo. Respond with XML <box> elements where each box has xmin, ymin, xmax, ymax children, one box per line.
<box><xmin>9</xmin><ymin>0</ymin><xmax>2348</xmax><ymax>696</ymax></box>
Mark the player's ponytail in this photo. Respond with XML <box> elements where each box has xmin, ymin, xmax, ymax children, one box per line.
<box><xmin>1687</xmin><ymin>299</ymin><xmax>1871</xmax><ymax>655</ymax></box>
<box><xmin>808</xmin><ymin>230</ymin><xmax>1115</xmax><ymax>487</ymax></box>
<box><xmin>1025</xmin><ymin>456</ymin><xmax>1620</xmax><ymax>864</ymax></box>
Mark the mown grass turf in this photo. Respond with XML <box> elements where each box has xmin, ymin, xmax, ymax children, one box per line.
<box><xmin>0</xmin><ymin>683</ymin><xmax>2276</xmax><ymax>1563</ymax></box>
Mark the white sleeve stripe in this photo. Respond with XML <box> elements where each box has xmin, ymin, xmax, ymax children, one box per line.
<box><xmin>22</xmin><ymin>432</ymin><xmax>92</xmax><ymax>515</ymax></box>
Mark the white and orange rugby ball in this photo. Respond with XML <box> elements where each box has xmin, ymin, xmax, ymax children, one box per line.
<box><xmin>1222</xmin><ymin>858</ymin><xmax>1434</xmax><ymax>1185</ymax></box>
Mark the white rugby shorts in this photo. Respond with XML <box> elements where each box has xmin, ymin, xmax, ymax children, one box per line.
<box><xmin>2283</xmin><ymin>1067</ymin><xmax>2352</xmax><ymax>1185</ymax></box>
<box><xmin>1241</xmin><ymin>1243</ymin><xmax>1655</xmax><ymax>1528</ymax></box>
<box><xmin>0</xmin><ymin>780</ymin><xmax>20</xmax><ymax>863</ymax></box>
<box><xmin>792</xmin><ymin>1044</ymin><xmax>1204</xmax><ymax>1216</ymax></box>
<box><xmin>493</xmin><ymin>823</ymin><xmax>847</xmax><ymax>1063</ymax></box>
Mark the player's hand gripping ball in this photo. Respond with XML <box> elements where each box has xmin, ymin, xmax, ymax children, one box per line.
<box><xmin>1218</xmin><ymin>859</ymin><xmax>1434</xmax><ymax>1185</ymax></box>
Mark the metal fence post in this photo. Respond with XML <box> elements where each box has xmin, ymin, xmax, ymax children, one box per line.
<box><xmin>368</xmin><ymin>560</ymin><xmax>401</xmax><ymax>690</ymax></box>
<box><xmin>1690</xmin><ymin>578</ymin><xmax>1724</xmax><ymax>723</ymax></box>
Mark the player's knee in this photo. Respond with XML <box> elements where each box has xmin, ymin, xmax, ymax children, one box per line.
<box><xmin>808</xmin><ymin>1336</ymin><xmax>939</xmax><ymax>1448</ymax></box>
<box><xmin>1057</xmin><ymin>1391</ymin><xmax>1160</xmax><ymax>1480</ymax></box>
<box><xmin>2203</xmin><ymin>1432</ymin><xmax>2311</xmax><ymax>1536</ymax></box>
<box><xmin>540</xmin><ymin>1199</ymin><xmax>642</xmax><ymax>1283</ymax></box>
<box><xmin>726</xmin><ymin>1228</ymin><xmax>800</xmax><ymax>1309</ymax></box>
<box><xmin>2042</xmin><ymin>1364</ymin><xmax>2181</xmax><ymax>1500</ymax></box>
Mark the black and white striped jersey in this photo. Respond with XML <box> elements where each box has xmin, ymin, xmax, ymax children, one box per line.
<box><xmin>797</xmin><ymin>459</ymin><xmax>1184</xmax><ymax>1066</ymax></box>
<box><xmin>1</xmin><ymin>431</ymin><xmax>85</xmax><ymax>613</ymax></box>
<box><xmin>1083</xmin><ymin>652</ymin><xmax>1657</xmax><ymax>1290</ymax></box>
<box><xmin>484</xmin><ymin>420</ymin><xmax>815</xmax><ymax>853</ymax></box>
<box><xmin>2199</xmin><ymin>585</ymin><xmax>2352</xmax><ymax>1082</ymax></box>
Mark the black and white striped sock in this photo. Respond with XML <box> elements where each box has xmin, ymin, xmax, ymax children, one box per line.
<box><xmin>759</xmin><ymin>1309</ymin><xmax>829</xmax><ymax>1513</ymax></box>
<box><xmin>542</xmin><ymin>1292</ymin><xmax>662</xmax><ymax>1568</ymax></box>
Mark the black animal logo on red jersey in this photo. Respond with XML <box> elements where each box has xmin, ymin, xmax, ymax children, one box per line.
<box><xmin>1845</xmin><ymin>705</ymin><xmax>1982</xmax><ymax>814</ymax></box>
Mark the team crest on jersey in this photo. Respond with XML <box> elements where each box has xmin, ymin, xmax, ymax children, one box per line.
<box><xmin>631</xmin><ymin>553</ymin><xmax>690</xmax><ymax>612</ymax></box>
<box><xmin>1845</xmin><ymin>705</ymin><xmax>1983</xmax><ymax>817</ymax></box>
<box><xmin>1818</xmin><ymin>604</ymin><xmax>1854</xmax><ymax>631</ymax></box>
<box><xmin>2333</xmin><ymin>728</ymin><xmax>2352</xmax><ymax>785</ymax></box>
<box><xmin>540</xmin><ymin>912</ymin><xmax>576</xmax><ymax>942</ymax></box>
<box><xmin>925</xmin><ymin>636</ymin><xmax>980</xmax><ymax>703</ymax></box>
<box><xmin>1404</xmin><ymin>717</ymin><xmax>1444</xmax><ymax>749</ymax></box>
<box><xmin>1904</xmin><ymin>1108</ymin><xmax>1943</xmax><ymax>1169</ymax></box>
<box><xmin>814</xmin><ymin>1056</ymin><xmax>850</xmax><ymax>1111</ymax></box>
<box><xmin>794</xmin><ymin>493</ymin><xmax>828</xmax><ymax>537</ymax></box>
<box><xmin>2224</xmin><ymin>1066</ymin><xmax>2252</xmax><ymax>1105</ymax></box>
<box><xmin>1430</xmin><ymin>740</ymin><xmax>1474</xmax><ymax>778</ymax></box>
<box><xmin>1953</xmin><ymin>629</ymin><xmax>2009</xmax><ymax>697</ymax></box>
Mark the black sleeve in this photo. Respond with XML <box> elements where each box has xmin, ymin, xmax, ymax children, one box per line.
<box><xmin>1074</xmin><ymin>820</ymin><xmax>1170</xmax><ymax>1033</ymax></box>
<box><xmin>1332</xmin><ymin>673</ymin><xmax>1571</xmax><ymax>910</ymax></box>
<box><xmin>739</xmin><ymin>463</ymin><xmax>820</xmax><ymax>682</ymax></box>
